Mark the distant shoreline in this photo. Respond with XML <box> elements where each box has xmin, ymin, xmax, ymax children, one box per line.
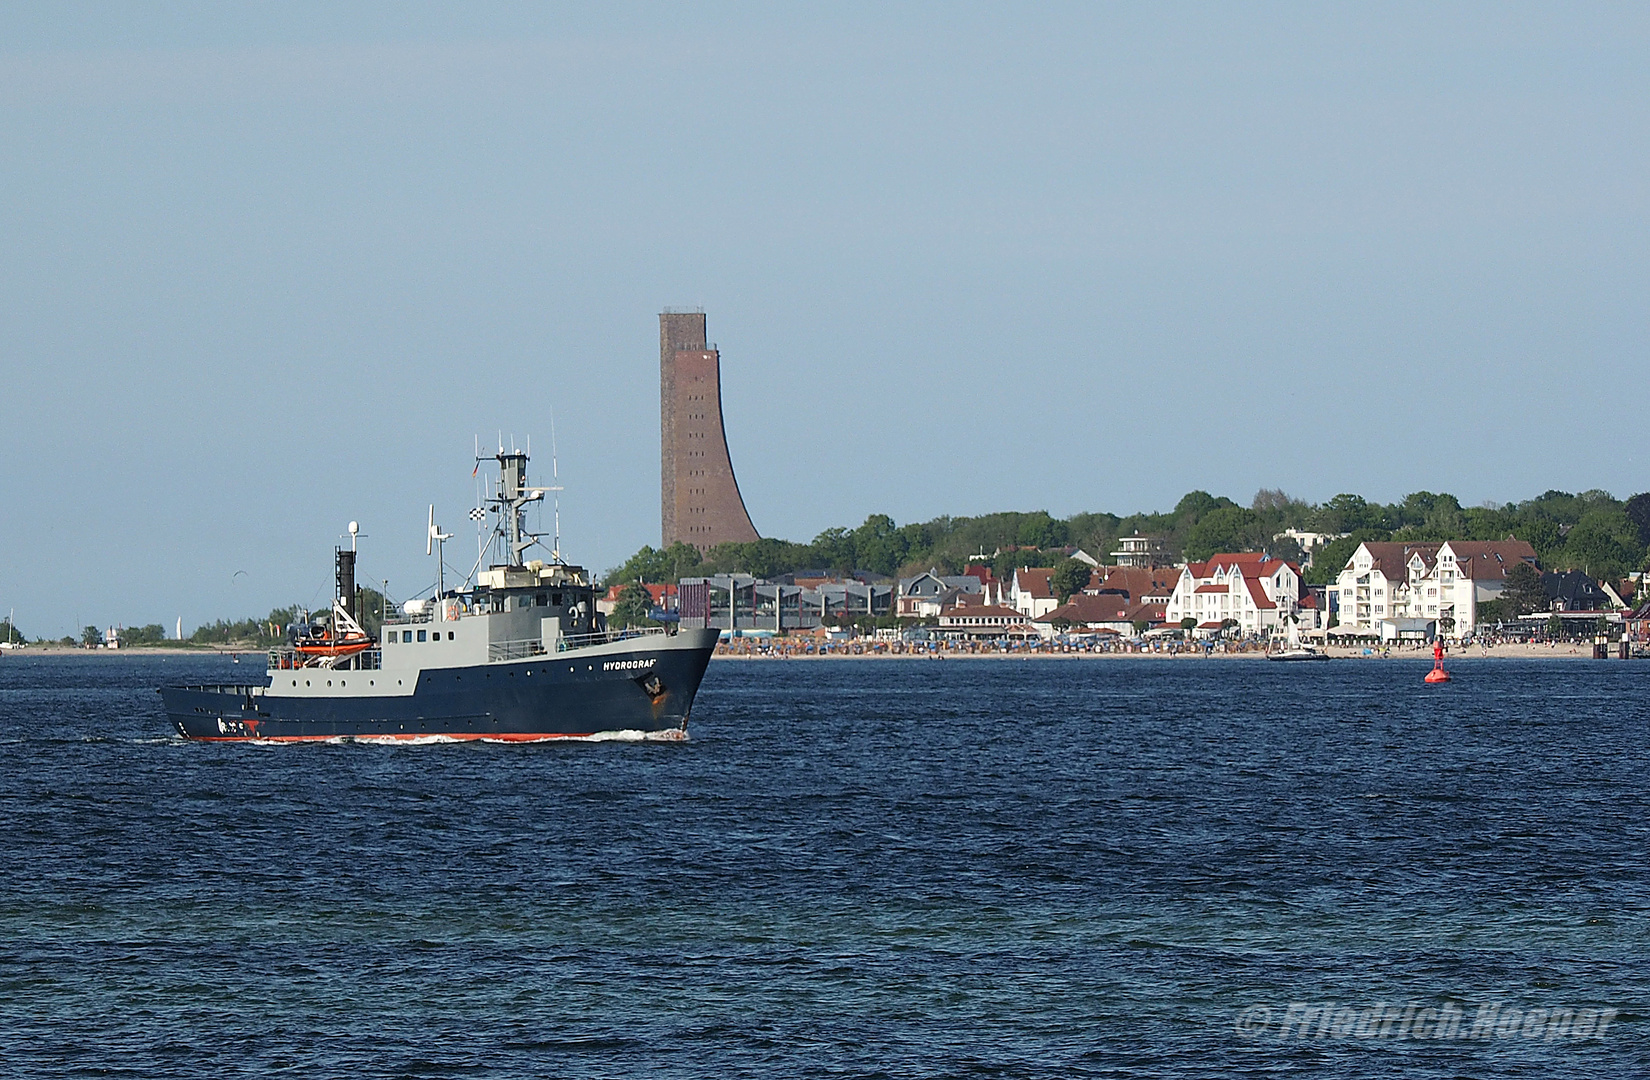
<box><xmin>3</xmin><ymin>642</ymin><xmax>1610</xmax><ymax>663</ymax></box>
<box><xmin>1</xmin><ymin>645</ymin><xmax>257</xmax><ymax>656</ymax></box>
<box><xmin>711</xmin><ymin>642</ymin><xmax>1606</xmax><ymax>661</ymax></box>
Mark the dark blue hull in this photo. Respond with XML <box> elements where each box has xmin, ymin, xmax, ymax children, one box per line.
<box><xmin>160</xmin><ymin>631</ymin><xmax>717</xmax><ymax>742</ymax></box>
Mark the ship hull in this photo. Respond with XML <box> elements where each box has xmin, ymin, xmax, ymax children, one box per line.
<box><xmin>160</xmin><ymin>629</ymin><xmax>718</xmax><ymax>742</ymax></box>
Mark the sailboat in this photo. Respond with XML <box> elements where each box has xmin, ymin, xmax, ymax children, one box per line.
<box><xmin>1267</xmin><ymin>616</ymin><xmax>1329</xmax><ymax>662</ymax></box>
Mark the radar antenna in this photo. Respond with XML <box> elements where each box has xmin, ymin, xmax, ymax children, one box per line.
<box><xmin>427</xmin><ymin>505</ymin><xmax>453</xmax><ymax>596</ymax></box>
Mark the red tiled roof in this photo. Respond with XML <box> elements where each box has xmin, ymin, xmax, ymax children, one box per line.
<box><xmin>1036</xmin><ymin>594</ymin><xmax>1130</xmax><ymax>624</ymax></box>
<box><xmin>1013</xmin><ymin>567</ymin><xmax>1055</xmax><ymax>598</ymax></box>
<box><xmin>1085</xmin><ymin>566</ymin><xmax>1178</xmax><ymax>600</ymax></box>
<box><xmin>1353</xmin><ymin>543</ymin><xmax>1442</xmax><ymax>583</ymax></box>
<box><xmin>1194</xmin><ymin>584</ymin><xmax>1227</xmax><ymax>594</ymax></box>
<box><xmin>1445</xmin><ymin>540</ymin><xmax>1538</xmax><ymax>580</ymax></box>
<box><xmin>1244</xmin><ymin>578</ymin><xmax>1278</xmax><ymax>609</ymax></box>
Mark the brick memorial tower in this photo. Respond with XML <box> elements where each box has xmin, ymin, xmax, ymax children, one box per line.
<box><xmin>660</xmin><ymin>310</ymin><xmax>761</xmax><ymax>551</ymax></box>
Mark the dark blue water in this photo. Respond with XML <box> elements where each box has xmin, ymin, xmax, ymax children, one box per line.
<box><xmin>0</xmin><ymin>654</ymin><xmax>1644</xmax><ymax>1077</ymax></box>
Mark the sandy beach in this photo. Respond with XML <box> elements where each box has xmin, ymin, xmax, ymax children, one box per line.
<box><xmin>710</xmin><ymin>640</ymin><xmax>1617</xmax><ymax>660</ymax></box>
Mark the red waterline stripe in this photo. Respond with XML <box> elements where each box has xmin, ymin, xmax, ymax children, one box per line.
<box><xmin>188</xmin><ymin>731</ymin><xmax>598</xmax><ymax>743</ymax></box>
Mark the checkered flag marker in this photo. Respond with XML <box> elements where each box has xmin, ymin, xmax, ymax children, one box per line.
<box><xmin>468</xmin><ymin>507</ymin><xmax>487</xmax><ymax>522</ymax></box>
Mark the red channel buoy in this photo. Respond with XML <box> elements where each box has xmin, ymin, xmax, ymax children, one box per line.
<box><xmin>1425</xmin><ymin>640</ymin><xmax>1451</xmax><ymax>683</ymax></box>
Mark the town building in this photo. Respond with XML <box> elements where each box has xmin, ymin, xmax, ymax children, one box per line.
<box><xmin>596</xmin><ymin>582</ymin><xmax>679</xmax><ymax>618</ymax></box>
<box><xmin>936</xmin><ymin>604</ymin><xmax>1037</xmax><ymax>638</ymax></box>
<box><xmin>1009</xmin><ymin>567</ymin><xmax>1060</xmax><ymax>618</ymax></box>
<box><xmin>1033</xmin><ymin>593</ymin><xmax>1168</xmax><ymax>638</ymax></box>
<box><xmin>1542</xmin><ymin>570</ymin><xmax>1616</xmax><ymax>612</ymax></box>
<box><xmin>1329</xmin><ymin>539</ymin><xmax>1537</xmax><ymax>638</ymax></box>
<box><xmin>1110</xmin><ymin>534</ymin><xmax>1172</xmax><ymax>567</ymax></box>
<box><xmin>1164</xmin><ymin>553</ymin><xmax>1304</xmax><ymax>636</ymax></box>
<box><xmin>896</xmin><ymin>571</ymin><xmax>983</xmax><ymax>618</ymax></box>
<box><xmin>677</xmin><ymin>574</ymin><xmax>892</xmax><ymax>632</ymax></box>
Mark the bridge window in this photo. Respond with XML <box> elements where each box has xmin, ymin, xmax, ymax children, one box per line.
<box><xmin>417</xmin><ymin>630</ymin><xmax>426</xmax><ymax>642</ymax></box>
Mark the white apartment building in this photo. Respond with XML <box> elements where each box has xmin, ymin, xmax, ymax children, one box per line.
<box><xmin>1331</xmin><ymin>540</ymin><xmax>1536</xmax><ymax>638</ymax></box>
<box><xmin>1164</xmin><ymin>553</ymin><xmax>1303</xmax><ymax>636</ymax></box>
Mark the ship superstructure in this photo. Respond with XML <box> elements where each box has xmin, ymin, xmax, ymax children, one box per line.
<box><xmin>161</xmin><ymin>450</ymin><xmax>717</xmax><ymax>741</ymax></box>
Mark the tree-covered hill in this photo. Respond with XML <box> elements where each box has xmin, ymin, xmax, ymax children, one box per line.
<box><xmin>605</xmin><ymin>489</ymin><xmax>1650</xmax><ymax>587</ymax></box>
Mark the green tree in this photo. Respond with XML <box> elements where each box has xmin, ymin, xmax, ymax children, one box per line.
<box><xmin>81</xmin><ymin>625</ymin><xmax>103</xmax><ymax>647</ymax></box>
<box><xmin>1050</xmin><ymin>558</ymin><xmax>1093</xmax><ymax>601</ymax></box>
<box><xmin>1561</xmin><ymin>509</ymin><xmax>1643</xmax><ymax>579</ymax></box>
<box><xmin>610</xmin><ymin>583</ymin><xmax>656</xmax><ymax>629</ymax></box>
<box><xmin>1502</xmin><ymin>562</ymin><xmax>1547</xmax><ymax>616</ymax></box>
<box><xmin>120</xmin><ymin>623</ymin><xmax>169</xmax><ymax>646</ymax></box>
<box><xmin>603</xmin><ymin>542</ymin><xmax>702</xmax><ymax>586</ymax></box>
<box><xmin>1625</xmin><ymin>492</ymin><xmax>1650</xmax><ymax>547</ymax></box>
<box><xmin>1318</xmin><ymin>493</ymin><xmax>1383</xmax><ymax>533</ymax></box>
<box><xmin>1183</xmin><ymin>507</ymin><xmax>1257</xmax><ymax>562</ymax></box>
<box><xmin>1174</xmin><ymin>490</ymin><xmax>1236</xmax><ymax>524</ymax></box>
<box><xmin>852</xmin><ymin>514</ymin><xmax>909</xmax><ymax>576</ymax></box>
<box><xmin>1132</xmin><ymin>619</ymin><xmax>1150</xmax><ymax>635</ymax></box>
<box><xmin>1180</xmin><ymin>616</ymin><xmax>1198</xmax><ymax>633</ymax></box>
<box><xmin>0</xmin><ymin>617</ymin><xmax>23</xmax><ymax>643</ymax></box>
<box><xmin>1546</xmin><ymin>613</ymin><xmax>1564</xmax><ymax>639</ymax></box>
<box><xmin>1015</xmin><ymin>511</ymin><xmax>1066</xmax><ymax>550</ymax></box>
<box><xmin>810</xmin><ymin>527</ymin><xmax>856</xmax><ymax>571</ymax></box>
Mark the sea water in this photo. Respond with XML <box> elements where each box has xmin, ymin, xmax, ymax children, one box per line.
<box><xmin>0</xmin><ymin>653</ymin><xmax>1644</xmax><ymax>1077</ymax></box>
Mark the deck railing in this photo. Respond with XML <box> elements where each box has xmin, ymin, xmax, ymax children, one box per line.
<box><xmin>487</xmin><ymin>638</ymin><xmax>548</xmax><ymax>662</ymax></box>
<box><xmin>485</xmin><ymin>626</ymin><xmax>668</xmax><ymax>662</ymax></box>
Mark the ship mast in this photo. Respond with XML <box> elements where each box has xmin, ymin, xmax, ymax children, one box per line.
<box><xmin>475</xmin><ymin>448</ymin><xmax>560</xmax><ymax>568</ymax></box>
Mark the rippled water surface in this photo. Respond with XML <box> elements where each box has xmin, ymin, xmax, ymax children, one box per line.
<box><xmin>0</xmin><ymin>653</ymin><xmax>1645</xmax><ymax>1077</ymax></box>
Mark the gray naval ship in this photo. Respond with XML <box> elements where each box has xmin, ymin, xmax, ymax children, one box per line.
<box><xmin>161</xmin><ymin>449</ymin><xmax>717</xmax><ymax>742</ymax></box>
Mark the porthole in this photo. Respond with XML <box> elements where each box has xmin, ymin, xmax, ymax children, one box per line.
<box><xmin>305</xmin><ymin>680</ymin><xmax>310</xmax><ymax>686</ymax></box>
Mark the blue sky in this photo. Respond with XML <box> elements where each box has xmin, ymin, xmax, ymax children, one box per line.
<box><xmin>2</xmin><ymin>4</ymin><xmax>1647</xmax><ymax>636</ymax></box>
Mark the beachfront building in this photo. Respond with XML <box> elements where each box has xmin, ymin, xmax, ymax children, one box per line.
<box><xmin>936</xmin><ymin>604</ymin><xmax>1037</xmax><ymax>639</ymax></box>
<box><xmin>1010</xmin><ymin>567</ymin><xmax>1061</xmax><ymax>618</ymax></box>
<box><xmin>896</xmin><ymin>571</ymin><xmax>984</xmax><ymax>619</ymax></box>
<box><xmin>1329</xmin><ymin>539</ymin><xmax>1537</xmax><ymax>638</ymax></box>
<box><xmin>678</xmin><ymin>574</ymin><xmax>892</xmax><ymax>632</ymax></box>
<box><xmin>1081</xmin><ymin>565</ymin><xmax>1179</xmax><ymax>606</ymax></box>
<box><xmin>1032</xmin><ymin>593</ymin><xmax>1168</xmax><ymax>638</ymax></box>
<box><xmin>1164</xmin><ymin>553</ymin><xmax>1304</xmax><ymax>637</ymax></box>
